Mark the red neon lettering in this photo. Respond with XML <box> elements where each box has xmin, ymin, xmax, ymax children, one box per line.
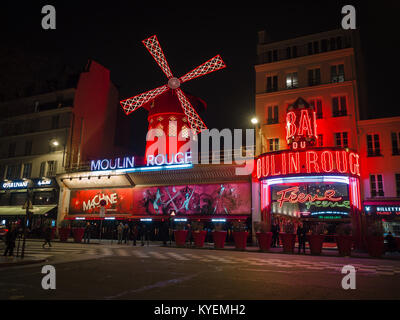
<box><xmin>271</xmin><ymin>154</ymin><xmax>281</xmax><ymax>176</ymax></box>
<box><xmin>288</xmin><ymin>152</ymin><xmax>300</xmax><ymax>174</ymax></box>
<box><xmin>262</xmin><ymin>156</ymin><xmax>269</xmax><ymax>177</ymax></box>
<box><xmin>336</xmin><ymin>150</ymin><xmax>348</xmax><ymax>173</ymax></box>
<box><xmin>306</xmin><ymin>151</ymin><xmax>320</xmax><ymax>173</ymax></box>
<box><xmin>281</xmin><ymin>153</ymin><xmax>287</xmax><ymax>175</ymax></box>
<box><xmin>349</xmin><ymin>152</ymin><xmax>360</xmax><ymax>176</ymax></box>
<box><xmin>276</xmin><ymin>186</ymin><xmax>343</xmax><ymax>208</ymax></box>
<box><xmin>297</xmin><ymin>109</ymin><xmax>313</xmax><ymax>137</ymax></box>
<box><xmin>321</xmin><ymin>150</ymin><xmax>334</xmax><ymax>172</ymax></box>
<box><xmin>286</xmin><ymin>112</ymin><xmax>297</xmax><ymax>139</ymax></box>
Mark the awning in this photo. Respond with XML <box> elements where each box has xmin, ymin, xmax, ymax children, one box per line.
<box><xmin>0</xmin><ymin>205</ymin><xmax>57</xmax><ymax>216</ymax></box>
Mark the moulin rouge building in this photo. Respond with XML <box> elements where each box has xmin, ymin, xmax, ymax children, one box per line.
<box><xmin>254</xmin><ymin>28</ymin><xmax>400</xmax><ymax>243</ymax></box>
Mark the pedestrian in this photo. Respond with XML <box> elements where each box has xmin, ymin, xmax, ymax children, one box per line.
<box><xmin>160</xmin><ymin>221</ymin><xmax>169</xmax><ymax>246</ymax></box>
<box><xmin>131</xmin><ymin>224</ymin><xmax>138</xmax><ymax>246</ymax></box>
<box><xmin>117</xmin><ymin>222</ymin><xmax>124</xmax><ymax>244</ymax></box>
<box><xmin>141</xmin><ymin>224</ymin><xmax>146</xmax><ymax>246</ymax></box>
<box><xmin>187</xmin><ymin>223</ymin><xmax>192</xmax><ymax>247</ymax></box>
<box><xmin>83</xmin><ymin>222</ymin><xmax>91</xmax><ymax>244</ymax></box>
<box><xmin>385</xmin><ymin>232</ymin><xmax>397</xmax><ymax>253</ymax></box>
<box><xmin>3</xmin><ymin>224</ymin><xmax>17</xmax><ymax>256</ymax></box>
<box><xmin>42</xmin><ymin>225</ymin><xmax>52</xmax><ymax>248</ymax></box>
<box><xmin>123</xmin><ymin>223</ymin><xmax>130</xmax><ymax>244</ymax></box>
<box><xmin>297</xmin><ymin>223</ymin><xmax>307</xmax><ymax>254</ymax></box>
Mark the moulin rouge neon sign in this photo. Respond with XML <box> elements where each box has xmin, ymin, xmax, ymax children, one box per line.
<box><xmin>276</xmin><ymin>186</ymin><xmax>350</xmax><ymax>209</ymax></box>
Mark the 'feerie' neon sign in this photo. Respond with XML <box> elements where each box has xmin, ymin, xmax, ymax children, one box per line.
<box><xmin>276</xmin><ymin>186</ymin><xmax>345</xmax><ymax>208</ymax></box>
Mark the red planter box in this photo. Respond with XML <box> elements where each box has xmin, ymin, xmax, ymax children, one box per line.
<box><xmin>367</xmin><ymin>236</ymin><xmax>384</xmax><ymax>258</ymax></box>
<box><xmin>233</xmin><ymin>231</ymin><xmax>248</xmax><ymax>250</ymax></box>
<box><xmin>192</xmin><ymin>231</ymin><xmax>207</xmax><ymax>248</ymax></box>
<box><xmin>308</xmin><ymin>234</ymin><xmax>324</xmax><ymax>255</ymax></box>
<box><xmin>174</xmin><ymin>230</ymin><xmax>188</xmax><ymax>247</ymax></box>
<box><xmin>212</xmin><ymin>231</ymin><xmax>227</xmax><ymax>249</ymax></box>
<box><xmin>72</xmin><ymin>228</ymin><xmax>85</xmax><ymax>243</ymax></box>
<box><xmin>58</xmin><ymin>228</ymin><xmax>70</xmax><ymax>242</ymax></box>
<box><xmin>256</xmin><ymin>232</ymin><xmax>273</xmax><ymax>251</ymax></box>
<box><xmin>336</xmin><ymin>235</ymin><xmax>353</xmax><ymax>256</ymax></box>
<box><xmin>280</xmin><ymin>233</ymin><xmax>296</xmax><ymax>253</ymax></box>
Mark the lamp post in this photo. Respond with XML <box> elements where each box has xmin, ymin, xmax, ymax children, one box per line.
<box><xmin>251</xmin><ymin>117</ymin><xmax>262</xmax><ymax>155</ymax></box>
<box><xmin>21</xmin><ymin>178</ymin><xmax>33</xmax><ymax>259</ymax></box>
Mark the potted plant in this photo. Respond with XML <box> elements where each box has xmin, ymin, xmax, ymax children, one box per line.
<box><xmin>173</xmin><ymin>222</ymin><xmax>188</xmax><ymax>247</ymax></box>
<box><xmin>212</xmin><ymin>223</ymin><xmax>227</xmax><ymax>249</ymax></box>
<box><xmin>72</xmin><ymin>220</ymin><xmax>86</xmax><ymax>243</ymax></box>
<box><xmin>254</xmin><ymin>221</ymin><xmax>272</xmax><ymax>252</ymax></box>
<box><xmin>336</xmin><ymin>223</ymin><xmax>353</xmax><ymax>256</ymax></box>
<box><xmin>58</xmin><ymin>220</ymin><xmax>71</xmax><ymax>242</ymax></box>
<box><xmin>280</xmin><ymin>222</ymin><xmax>296</xmax><ymax>253</ymax></box>
<box><xmin>366</xmin><ymin>221</ymin><xmax>384</xmax><ymax>258</ymax></box>
<box><xmin>308</xmin><ymin>224</ymin><xmax>326</xmax><ymax>255</ymax></box>
<box><xmin>191</xmin><ymin>221</ymin><xmax>207</xmax><ymax>248</ymax></box>
<box><xmin>232</xmin><ymin>221</ymin><xmax>248</xmax><ymax>250</ymax></box>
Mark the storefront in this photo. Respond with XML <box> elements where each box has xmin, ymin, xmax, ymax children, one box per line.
<box><xmin>0</xmin><ymin>178</ymin><xmax>59</xmax><ymax>233</ymax></box>
<box><xmin>57</xmin><ymin>159</ymin><xmax>252</xmax><ymax>240</ymax></box>
<box><xmin>364</xmin><ymin>200</ymin><xmax>400</xmax><ymax>236</ymax></box>
<box><xmin>255</xmin><ymin>97</ymin><xmax>363</xmax><ymax>247</ymax></box>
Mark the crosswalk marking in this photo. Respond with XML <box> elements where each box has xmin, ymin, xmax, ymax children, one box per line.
<box><xmin>164</xmin><ymin>252</ymin><xmax>190</xmax><ymax>261</ymax></box>
<box><xmin>148</xmin><ymin>252</ymin><xmax>168</xmax><ymax>259</ymax></box>
<box><xmin>131</xmin><ymin>250</ymin><xmax>149</xmax><ymax>258</ymax></box>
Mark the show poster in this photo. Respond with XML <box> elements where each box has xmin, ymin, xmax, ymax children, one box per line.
<box><xmin>68</xmin><ymin>183</ymin><xmax>251</xmax><ymax>215</ymax></box>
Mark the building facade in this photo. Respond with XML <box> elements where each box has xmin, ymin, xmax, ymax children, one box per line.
<box><xmin>0</xmin><ymin>60</ymin><xmax>128</xmax><ymax>231</ymax></box>
<box><xmin>254</xmin><ymin>28</ymin><xmax>400</xmax><ymax>238</ymax></box>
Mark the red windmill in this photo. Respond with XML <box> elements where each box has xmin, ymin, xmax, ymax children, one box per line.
<box><xmin>120</xmin><ymin>35</ymin><xmax>226</xmax><ymax>161</ymax></box>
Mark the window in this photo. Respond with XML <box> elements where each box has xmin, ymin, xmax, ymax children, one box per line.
<box><xmin>286</xmin><ymin>72</ymin><xmax>298</xmax><ymax>89</ymax></box>
<box><xmin>308</xmin><ymin>68</ymin><xmax>321</xmax><ymax>86</ymax></box>
<box><xmin>313</xmin><ymin>41</ymin><xmax>319</xmax><ymax>54</ymax></box>
<box><xmin>8</xmin><ymin>142</ymin><xmax>16</xmax><ymax>157</ymax></box>
<box><xmin>332</xmin><ymin>96</ymin><xmax>347</xmax><ymax>117</ymax></box>
<box><xmin>181</xmin><ymin>126</ymin><xmax>189</xmax><ymax>139</ymax></box>
<box><xmin>321</xmin><ymin>39</ymin><xmax>328</xmax><ymax>52</ymax></box>
<box><xmin>330</xmin><ymin>37</ymin><xmax>336</xmax><ymax>50</ymax></box>
<box><xmin>39</xmin><ymin>161</ymin><xmax>46</xmax><ymax>178</ymax></box>
<box><xmin>335</xmin><ymin>132</ymin><xmax>348</xmax><ymax>148</ymax></box>
<box><xmin>391</xmin><ymin>132</ymin><xmax>400</xmax><ymax>155</ymax></box>
<box><xmin>24</xmin><ymin>140</ymin><xmax>32</xmax><ymax>156</ymax></box>
<box><xmin>267</xmin><ymin>105</ymin><xmax>278</xmax><ymax>124</ymax></box>
<box><xmin>331</xmin><ymin>64</ymin><xmax>345</xmax><ymax>82</ymax></box>
<box><xmin>309</xmin><ymin>98</ymin><xmax>323</xmax><ymax>118</ymax></box>
<box><xmin>370</xmin><ymin>174</ymin><xmax>384</xmax><ymax>197</ymax></box>
<box><xmin>317</xmin><ymin>134</ymin><xmax>323</xmax><ymax>147</ymax></box>
<box><xmin>266</xmin><ymin>75</ymin><xmax>278</xmax><ymax>92</ymax></box>
<box><xmin>6</xmin><ymin>164</ymin><xmax>21</xmax><ymax>180</ymax></box>
<box><xmin>268</xmin><ymin>138</ymin><xmax>279</xmax><ymax>151</ymax></box>
<box><xmin>46</xmin><ymin>161</ymin><xmax>57</xmax><ymax>177</ymax></box>
<box><xmin>367</xmin><ymin>134</ymin><xmax>381</xmax><ymax>157</ymax></box>
<box><xmin>22</xmin><ymin>163</ymin><xmax>32</xmax><ymax>178</ymax></box>
<box><xmin>286</xmin><ymin>46</ymin><xmax>297</xmax><ymax>59</ymax></box>
<box><xmin>51</xmin><ymin>115</ymin><xmax>60</xmax><ymax>129</ymax></box>
<box><xmin>396</xmin><ymin>174</ymin><xmax>400</xmax><ymax>198</ymax></box>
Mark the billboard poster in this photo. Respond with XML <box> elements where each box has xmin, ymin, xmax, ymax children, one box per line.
<box><xmin>68</xmin><ymin>183</ymin><xmax>251</xmax><ymax>216</ymax></box>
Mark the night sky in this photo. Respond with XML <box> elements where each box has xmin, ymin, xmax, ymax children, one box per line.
<box><xmin>2</xmin><ymin>1</ymin><xmax>399</xmax><ymax>155</ymax></box>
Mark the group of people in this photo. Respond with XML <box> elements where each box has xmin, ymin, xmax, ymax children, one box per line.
<box><xmin>270</xmin><ymin>222</ymin><xmax>309</xmax><ymax>254</ymax></box>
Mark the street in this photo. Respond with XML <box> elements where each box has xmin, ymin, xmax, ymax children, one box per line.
<box><xmin>0</xmin><ymin>240</ymin><xmax>400</xmax><ymax>300</ymax></box>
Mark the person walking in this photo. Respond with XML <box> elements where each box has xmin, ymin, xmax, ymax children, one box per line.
<box><xmin>3</xmin><ymin>224</ymin><xmax>17</xmax><ymax>256</ymax></box>
<box><xmin>297</xmin><ymin>223</ymin><xmax>307</xmax><ymax>254</ymax></box>
<box><xmin>117</xmin><ymin>222</ymin><xmax>124</xmax><ymax>244</ymax></box>
<box><xmin>83</xmin><ymin>222</ymin><xmax>91</xmax><ymax>244</ymax></box>
<box><xmin>42</xmin><ymin>225</ymin><xmax>52</xmax><ymax>248</ymax></box>
<box><xmin>123</xmin><ymin>223</ymin><xmax>130</xmax><ymax>244</ymax></box>
<box><xmin>131</xmin><ymin>224</ymin><xmax>138</xmax><ymax>246</ymax></box>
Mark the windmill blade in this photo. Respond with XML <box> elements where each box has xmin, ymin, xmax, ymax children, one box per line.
<box><xmin>179</xmin><ymin>55</ymin><xmax>226</xmax><ymax>84</ymax></box>
<box><xmin>142</xmin><ymin>35</ymin><xmax>174</xmax><ymax>79</ymax></box>
<box><xmin>120</xmin><ymin>84</ymin><xmax>169</xmax><ymax>115</ymax></box>
<box><xmin>175</xmin><ymin>88</ymin><xmax>207</xmax><ymax>134</ymax></box>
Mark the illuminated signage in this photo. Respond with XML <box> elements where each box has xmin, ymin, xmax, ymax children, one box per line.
<box><xmin>365</xmin><ymin>205</ymin><xmax>400</xmax><ymax>217</ymax></box>
<box><xmin>286</xmin><ymin>97</ymin><xmax>318</xmax><ymax>150</ymax></box>
<box><xmin>82</xmin><ymin>193</ymin><xmax>118</xmax><ymax>211</ymax></box>
<box><xmin>2</xmin><ymin>180</ymin><xmax>28</xmax><ymax>189</ymax></box>
<box><xmin>257</xmin><ymin>148</ymin><xmax>360</xmax><ymax>179</ymax></box>
<box><xmin>276</xmin><ymin>186</ymin><xmax>350</xmax><ymax>209</ymax></box>
<box><xmin>212</xmin><ymin>219</ymin><xmax>226</xmax><ymax>222</ymax></box>
<box><xmin>37</xmin><ymin>179</ymin><xmax>52</xmax><ymax>186</ymax></box>
<box><xmin>147</xmin><ymin>152</ymin><xmax>192</xmax><ymax>166</ymax></box>
<box><xmin>91</xmin><ymin>156</ymin><xmax>135</xmax><ymax>171</ymax></box>
<box><xmin>140</xmin><ymin>218</ymin><xmax>152</xmax><ymax>222</ymax></box>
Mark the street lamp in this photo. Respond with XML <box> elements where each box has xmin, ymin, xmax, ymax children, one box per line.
<box><xmin>251</xmin><ymin>117</ymin><xmax>262</xmax><ymax>155</ymax></box>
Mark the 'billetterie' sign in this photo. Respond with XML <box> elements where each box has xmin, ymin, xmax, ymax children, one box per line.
<box><xmin>256</xmin><ymin>148</ymin><xmax>360</xmax><ymax>180</ymax></box>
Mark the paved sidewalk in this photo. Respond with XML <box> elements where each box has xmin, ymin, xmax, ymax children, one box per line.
<box><xmin>0</xmin><ymin>255</ymin><xmax>47</xmax><ymax>267</ymax></box>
